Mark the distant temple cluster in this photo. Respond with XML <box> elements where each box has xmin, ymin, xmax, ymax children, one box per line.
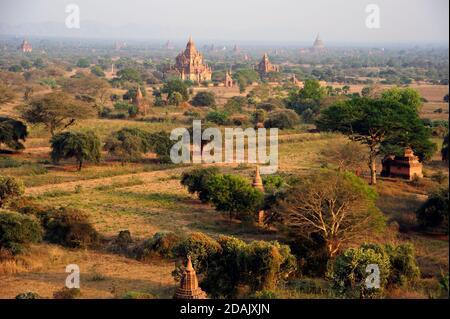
<box><xmin>174</xmin><ymin>37</ymin><xmax>212</xmax><ymax>83</ymax></box>
<box><xmin>19</xmin><ymin>39</ymin><xmax>32</xmax><ymax>53</ymax></box>
<box><xmin>381</xmin><ymin>148</ymin><xmax>423</xmax><ymax>180</ymax></box>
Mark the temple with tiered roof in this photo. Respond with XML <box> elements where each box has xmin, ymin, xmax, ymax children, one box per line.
<box><xmin>174</xmin><ymin>37</ymin><xmax>212</xmax><ymax>83</ymax></box>
<box><xmin>173</xmin><ymin>256</ymin><xmax>207</xmax><ymax>299</ymax></box>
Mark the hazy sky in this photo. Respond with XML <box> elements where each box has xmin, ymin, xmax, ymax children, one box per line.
<box><xmin>0</xmin><ymin>0</ymin><xmax>448</xmax><ymax>44</ymax></box>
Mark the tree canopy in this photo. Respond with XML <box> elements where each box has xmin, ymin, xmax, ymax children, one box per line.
<box><xmin>0</xmin><ymin>117</ymin><xmax>28</xmax><ymax>151</ymax></box>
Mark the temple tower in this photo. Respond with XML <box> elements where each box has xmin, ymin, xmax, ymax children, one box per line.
<box><xmin>174</xmin><ymin>36</ymin><xmax>212</xmax><ymax>84</ymax></box>
<box><xmin>252</xmin><ymin>165</ymin><xmax>265</xmax><ymax>225</ymax></box>
<box><xmin>224</xmin><ymin>70</ymin><xmax>233</xmax><ymax>88</ymax></box>
<box><xmin>256</xmin><ymin>53</ymin><xmax>279</xmax><ymax>76</ymax></box>
<box><xmin>173</xmin><ymin>256</ymin><xmax>207</xmax><ymax>299</ymax></box>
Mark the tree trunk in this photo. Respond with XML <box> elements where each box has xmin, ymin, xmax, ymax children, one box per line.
<box><xmin>78</xmin><ymin>160</ymin><xmax>83</xmax><ymax>171</ymax></box>
<box><xmin>369</xmin><ymin>155</ymin><xmax>377</xmax><ymax>185</ymax></box>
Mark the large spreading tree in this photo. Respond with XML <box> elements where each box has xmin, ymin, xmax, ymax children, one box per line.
<box><xmin>51</xmin><ymin>131</ymin><xmax>101</xmax><ymax>171</ymax></box>
<box><xmin>0</xmin><ymin>117</ymin><xmax>28</xmax><ymax>151</ymax></box>
<box><xmin>20</xmin><ymin>92</ymin><xmax>96</xmax><ymax>136</ymax></box>
<box><xmin>317</xmin><ymin>90</ymin><xmax>435</xmax><ymax>184</ymax></box>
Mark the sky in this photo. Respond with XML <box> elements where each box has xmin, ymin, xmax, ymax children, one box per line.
<box><xmin>0</xmin><ymin>0</ymin><xmax>448</xmax><ymax>44</ymax></box>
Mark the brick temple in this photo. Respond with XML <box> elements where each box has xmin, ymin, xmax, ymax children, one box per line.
<box><xmin>173</xmin><ymin>256</ymin><xmax>207</xmax><ymax>299</ymax></box>
<box><xmin>256</xmin><ymin>53</ymin><xmax>279</xmax><ymax>76</ymax></box>
<box><xmin>381</xmin><ymin>148</ymin><xmax>423</xmax><ymax>180</ymax></box>
<box><xmin>174</xmin><ymin>36</ymin><xmax>212</xmax><ymax>83</ymax></box>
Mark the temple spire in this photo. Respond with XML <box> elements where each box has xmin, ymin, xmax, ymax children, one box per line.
<box><xmin>173</xmin><ymin>256</ymin><xmax>207</xmax><ymax>299</ymax></box>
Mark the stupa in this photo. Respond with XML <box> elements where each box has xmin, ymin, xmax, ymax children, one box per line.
<box><xmin>173</xmin><ymin>256</ymin><xmax>207</xmax><ymax>299</ymax></box>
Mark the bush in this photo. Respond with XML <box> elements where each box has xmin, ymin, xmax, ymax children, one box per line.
<box><xmin>0</xmin><ymin>210</ymin><xmax>42</xmax><ymax>254</ymax></box>
<box><xmin>201</xmin><ymin>236</ymin><xmax>297</xmax><ymax>298</ymax></box>
<box><xmin>104</xmin><ymin>128</ymin><xmax>151</xmax><ymax>163</ymax></box>
<box><xmin>136</xmin><ymin>232</ymin><xmax>184</xmax><ymax>260</ymax></box>
<box><xmin>0</xmin><ymin>117</ymin><xmax>28</xmax><ymax>151</ymax></box>
<box><xmin>121</xmin><ymin>291</ymin><xmax>155</xmax><ymax>299</ymax></box>
<box><xmin>330</xmin><ymin>244</ymin><xmax>391</xmax><ymax>299</ymax></box>
<box><xmin>53</xmin><ymin>287</ymin><xmax>81</xmax><ymax>299</ymax></box>
<box><xmin>148</xmin><ymin>131</ymin><xmax>175</xmax><ymax>163</ymax></box>
<box><xmin>384</xmin><ymin>244</ymin><xmax>420</xmax><ymax>286</ymax></box>
<box><xmin>0</xmin><ymin>175</ymin><xmax>24</xmax><ymax>208</ymax></box>
<box><xmin>40</xmin><ymin>207</ymin><xmax>99</xmax><ymax>248</ymax></box>
<box><xmin>205</xmin><ymin>110</ymin><xmax>229</xmax><ymax>125</ymax></box>
<box><xmin>180</xmin><ymin>167</ymin><xmax>219</xmax><ymax>203</ymax></box>
<box><xmin>416</xmin><ymin>188</ymin><xmax>449</xmax><ymax>234</ymax></box>
<box><xmin>191</xmin><ymin>92</ymin><xmax>216</xmax><ymax>107</ymax></box>
<box><xmin>15</xmin><ymin>292</ymin><xmax>42</xmax><ymax>299</ymax></box>
<box><xmin>173</xmin><ymin>232</ymin><xmax>222</xmax><ymax>278</ymax></box>
<box><xmin>264</xmin><ymin>110</ymin><xmax>300</xmax><ymax>129</ymax></box>
<box><xmin>330</xmin><ymin>243</ymin><xmax>421</xmax><ymax>298</ymax></box>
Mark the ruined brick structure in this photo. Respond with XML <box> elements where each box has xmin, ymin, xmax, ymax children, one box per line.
<box><xmin>174</xmin><ymin>37</ymin><xmax>212</xmax><ymax>83</ymax></box>
<box><xmin>381</xmin><ymin>148</ymin><xmax>423</xmax><ymax>180</ymax></box>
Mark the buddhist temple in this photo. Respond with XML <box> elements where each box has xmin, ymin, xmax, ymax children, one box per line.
<box><xmin>381</xmin><ymin>148</ymin><xmax>423</xmax><ymax>180</ymax></box>
<box><xmin>224</xmin><ymin>70</ymin><xmax>233</xmax><ymax>88</ymax></box>
<box><xmin>252</xmin><ymin>165</ymin><xmax>265</xmax><ymax>225</ymax></box>
<box><xmin>173</xmin><ymin>256</ymin><xmax>207</xmax><ymax>299</ymax></box>
<box><xmin>312</xmin><ymin>34</ymin><xmax>325</xmax><ymax>51</ymax></box>
<box><xmin>19</xmin><ymin>39</ymin><xmax>32</xmax><ymax>53</ymax></box>
<box><xmin>174</xmin><ymin>36</ymin><xmax>212</xmax><ymax>83</ymax></box>
<box><xmin>256</xmin><ymin>53</ymin><xmax>279</xmax><ymax>76</ymax></box>
<box><xmin>133</xmin><ymin>85</ymin><xmax>148</xmax><ymax>115</ymax></box>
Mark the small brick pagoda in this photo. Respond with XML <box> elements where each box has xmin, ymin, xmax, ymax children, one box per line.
<box><xmin>173</xmin><ymin>256</ymin><xmax>207</xmax><ymax>299</ymax></box>
<box><xmin>252</xmin><ymin>165</ymin><xmax>265</xmax><ymax>225</ymax></box>
<box><xmin>19</xmin><ymin>39</ymin><xmax>32</xmax><ymax>53</ymax></box>
<box><xmin>224</xmin><ymin>70</ymin><xmax>233</xmax><ymax>88</ymax></box>
<box><xmin>381</xmin><ymin>148</ymin><xmax>423</xmax><ymax>180</ymax></box>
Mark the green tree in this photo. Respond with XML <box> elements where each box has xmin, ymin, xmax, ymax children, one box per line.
<box><xmin>180</xmin><ymin>167</ymin><xmax>219</xmax><ymax>203</ymax></box>
<box><xmin>117</xmin><ymin>68</ymin><xmax>142</xmax><ymax>83</ymax></box>
<box><xmin>148</xmin><ymin>131</ymin><xmax>174</xmax><ymax>163</ymax></box>
<box><xmin>161</xmin><ymin>79</ymin><xmax>190</xmax><ymax>101</ymax></box>
<box><xmin>416</xmin><ymin>187</ymin><xmax>449</xmax><ymax>234</ymax></box>
<box><xmin>50</xmin><ymin>131</ymin><xmax>101</xmax><ymax>171</ymax></box>
<box><xmin>90</xmin><ymin>66</ymin><xmax>105</xmax><ymax>77</ymax></box>
<box><xmin>191</xmin><ymin>91</ymin><xmax>216</xmax><ymax>107</ymax></box>
<box><xmin>168</xmin><ymin>92</ymin><xmax>183</xmax><ymax>106</ymax></box>
<box><xmin>0</xmin><ymin>210</ymin><xmax>42</xmax><ymax>254</ymax></box>
<box><xmin>20</xmin><ymin>92</ymin><xmax>96</xmax><ymax>136</ymax></box>
<box><xmin>381</xmin><ymin>87</ymin><xmax>422</xmax><ymax>111</ymax></box>
<box><xmin>104</xmin><ymin>128</ymin><xmax>151</xmax><ymax>163</ymax></box>
<box><xmin>206</xmin><ymin>174</ymin><xmax>264</xmax><ymax>222</ymax></box>
<box><xmin>0</xmin><ymin>176</ymin><xmax>24</xmax><ymax>208</ymax></box>
<box><xmin>264</xmin><ymin>110</ymin><xmax>300</xmax><ymax>129</ymax></box>
<box><xmin>317</xmin><ymin>94</ymin><xmax>435</xmax><ymax>184</ymax></box>
<box><xmin>0</xmin><ymin>117</ymin><xmax>28</xmax><ymax>151</ymax></box>
<box><xmin>76</xmin><ymin>58</ymin><xmax>90</xmax><ymax>68</ymax></box>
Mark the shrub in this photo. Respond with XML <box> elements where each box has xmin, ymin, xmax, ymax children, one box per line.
<box><xmin>180</xmin><ymin>167</ymin><xmax>219</xmax><ymax>203</ymax></box>
<box><xmin>15</xmin><ymin>292</ymin><xmax>42</xmax><ymax>299</ymax></box>
<box><xmin>148</xmin><ymin>131</ymin><xmax>175</xmax><ymax>163</ymax></box>
<box><xmin>40</xmin><ymin>207</ymin><xmax>99</xmax><ymax>248</ymax></box>
<box><xmin>330</xmin><ymin>244</ymin><xmax>391</xmax><ymax>299</ymax></box>
<box><xmin>121</xmin><ymin>291</ymin><xmax>155</xmax><ymax>299</ymax></box>
<box><xmin>191</xmin><ymin>92</ymin><xmax>216</xmax><ymax>107</ymax></box>
<box><xmin>0</xmin><ymin>117</ymin><xmax>28</xmax><ymax>151</ymax></box>
<box><xmin>250</xmin><ymin>290</ymin><xmax>279</xmax><ymax>299</ymax></box>
<box><xmin>0</xmin><ymin>175</ymin><xmax>24</xmax><ymax>208</ymax></box>
<box><xmin>53</xmin><ymin>287</ymin><xmax>81</xmax><ymax>299</ymax></box>
<box><xmin>200</xmin><ymin>236</ymin><xmax>297</xmax><ymax>298</ymax></box>
<box><xmin>205</xmin><ymin>110</ymin><xmax>229</xmax><ymax>125</ymax></box>
<box><xmin>384</xmin><ymin>244</ymin><xmax>420</xmax><ymax>286</ymax></box>
<box><xmin>264</xmin><ymin>110</ymin><xmax>300</xmax><ymax>129</ymax></box>
<box><xmin>416</xmin><ymin>188</ymin><xmax>449</xmax><ymax>234</ymax></box>
<box><xmin>136</xmin><ymin>232</ymin><xmax>184</xmax><ymax>260</ymax></box>
<box><xmin>173</xmin><ymin>232</ymin><xmax>222</xmax><ymax>277</ymax></box>
<box><xmin>0</xmin><ymin>210</ymin><xmax>42</xmax><ymax>254</ymax></box>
